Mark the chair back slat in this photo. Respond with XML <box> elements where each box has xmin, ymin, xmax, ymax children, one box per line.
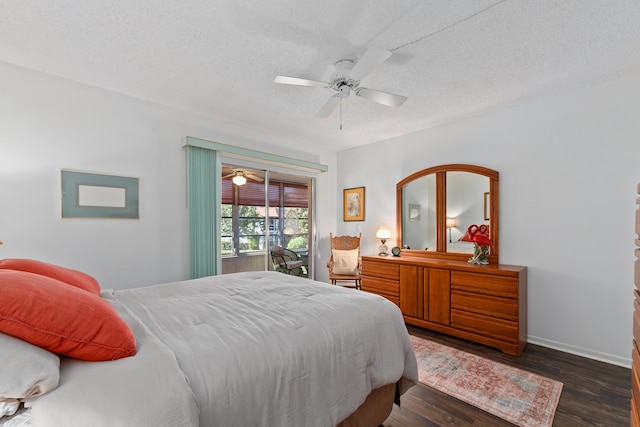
<box><xmin>330</xmin><ymin>233</ymin><xmax>361</xmax><ymax>251</ymax></box>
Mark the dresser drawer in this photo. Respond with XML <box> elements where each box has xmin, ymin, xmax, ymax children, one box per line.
<box><xmin>632</xmin><ymin>399</ymin><xmax>640</xmax><ymax>427</ymax></box>
<box><xmin>451</xmin><ymin>271</ymin><xmax>518</xmax><ymax>298</ymax></box>
<box><xmin>451</xmin><ymin>309</ymin><xmax>518</xmax><ymax>343</ymax></box>
<box><xmin>362</xmin><ymin>260</ymin><xmax>399</xmax><ymax>280</ymax></box>
<box><xmin>636</xmin><ymin>200</ymin><xmax>640</xmax><ymax>233</ymax></box>
<box><xmin>362</xmin><ymin>276</ymin><xmax>399</xmax><ymax>296</ymax></box>
<box><xmin>451</xmin><ymin>289</ymin><xmax>518</xmax><ymax>321</ymax></box>
<box><xmin>633</xmin><ymin>343</ymin><xmax>640</xmax><ymax>426</ymax></box>
<box><xmin>633</xmin><ymin>340</ymin><xmax>640</xmax><ymax>376</ymax></box>
<box><xmin>635</xmin><ymin>308</ymin><xmax>640</xmax><ymax>343</ymax></box>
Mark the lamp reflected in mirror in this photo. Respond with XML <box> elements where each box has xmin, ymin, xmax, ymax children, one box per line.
<box><xmin>376</xmin><ymin>227</ymin><xmax>391</xmax><ymax>256</ymax></box>
<box><xmin>446</xmin><ymin>217</ymin><xmax>457</xmax><ymax>243</ymax></box>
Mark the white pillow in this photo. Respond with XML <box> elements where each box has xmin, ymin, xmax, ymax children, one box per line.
<box><xmin>0</xmin><ymin>332</ymin><xmax>60</xmax><ymax>417</ymax></box>
<box><xmin>332</xmin><ymin>249</ymin><xmax>359</xmax><ymax>275</ymax></box>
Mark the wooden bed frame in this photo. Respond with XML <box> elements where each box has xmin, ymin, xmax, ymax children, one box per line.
<box><xmin>337</xmin><ymin>383</ymin><xmax>396</xmax><ymax>427</ymax></box>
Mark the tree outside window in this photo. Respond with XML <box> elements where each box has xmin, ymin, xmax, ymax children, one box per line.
<box><xmin>221</xmin><ymin>177</ymin><xmax>308</xmax><ymax>256</ymax></box>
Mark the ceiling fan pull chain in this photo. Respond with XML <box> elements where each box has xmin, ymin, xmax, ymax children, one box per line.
<box><xmin>339</xmin><ymin>93</ymin><xmax>343</xmax><ymax>131</ymax></box>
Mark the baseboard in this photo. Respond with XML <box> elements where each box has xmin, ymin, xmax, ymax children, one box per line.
<box><xmin>527</xmin><ymin>335</ymin><xmax>631</xmax><ymax>369</ymax></box>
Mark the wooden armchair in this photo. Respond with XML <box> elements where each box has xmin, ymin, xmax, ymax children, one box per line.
<box><xmin>271</xmin><ymin>245</ymin><xmax>305</xmax><ymax>275</ymax></box>
<box><xmin>327</xmin><ymin>233</ymin><xmax>362</xmax><ymax>289</ymax></box>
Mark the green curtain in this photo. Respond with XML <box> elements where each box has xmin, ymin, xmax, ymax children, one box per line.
<box><xmin>187</xmin><ymin>146</ymin><xmax>221</xmax><ymax>278</ymax></box>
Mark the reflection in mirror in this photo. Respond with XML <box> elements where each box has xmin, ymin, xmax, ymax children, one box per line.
<box><xmin>446</xmin><ymin>172</ymin><xmax>490</xmax><ymax>254</ymax></box>
<box><xmin>396</xmin><ymin>164</ymin><xmax>499</xmax><ymax>263</ymax></box>
<box><xmin>402</xmin><ymin>174</ymin><xmax>435</xmax><ymax>251</ymax></box>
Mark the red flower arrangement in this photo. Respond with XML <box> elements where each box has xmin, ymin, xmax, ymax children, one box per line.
<box><xmin>466</xmin><ymin>224</ymin><xmax>493</xmax><ymax>264</ymax></box>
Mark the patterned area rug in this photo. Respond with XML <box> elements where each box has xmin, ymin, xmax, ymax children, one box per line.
<box><xmin>411</xmin><ymin>335</ymin><xmax>563</xmax><ymax>427</ymax></box>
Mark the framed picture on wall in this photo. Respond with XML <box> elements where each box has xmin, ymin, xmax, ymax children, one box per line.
<box><xmin>343</xmin><ymin>187</ymin><xmax>365</xmax><ymax>221</ymax></box>
<box><xmin>61</xmin><ymin>170</ymin><xmax>139</xmax><ymax>219</ymax></box>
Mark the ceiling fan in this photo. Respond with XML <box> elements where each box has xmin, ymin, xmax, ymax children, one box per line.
<box><xmin>274</xmin><ymin>45</ymin><xmax>407</xmax><ymax>121</ymax></box>
<box><xmin>222</xmin><ymin>168</ymin><xmax>264</xmax><ymax>186</ymax></box>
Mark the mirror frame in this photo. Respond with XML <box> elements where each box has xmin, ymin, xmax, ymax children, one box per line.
<box><xmin>396</xmin><ymin>164</ymin><xmax>499</xmax><ymax>263</ymax></box>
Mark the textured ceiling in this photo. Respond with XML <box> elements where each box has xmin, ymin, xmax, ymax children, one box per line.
<box><xmin>1</xmin><ymin>0</ymin><xmax>639</xmax><ymax>152</ymax></box>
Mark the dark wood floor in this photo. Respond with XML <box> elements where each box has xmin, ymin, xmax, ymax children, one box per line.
<box><xmin>384</xmin><ymin>326</ymin><xmax>631</xmax><ymax>426</ymax></box>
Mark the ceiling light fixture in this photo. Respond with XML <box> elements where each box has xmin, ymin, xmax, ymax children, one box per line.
<box><xmin>274</xmin><ymin>47</ymin><xmax>406</xmax><ymax>130</ymax></box>
<box><xmin>232</xmin><ymin>173</ymin><xmax>247</xmax><ymax>186</ymax></box>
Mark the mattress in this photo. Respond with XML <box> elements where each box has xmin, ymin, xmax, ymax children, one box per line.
<box><xmin>5</xmin><ymin>271</ymin><xmax>417</xmax><ymax>427</ymax></box>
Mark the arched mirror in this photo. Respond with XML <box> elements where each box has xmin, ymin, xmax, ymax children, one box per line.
<box><xmin>396</xmin><ymin>164</ymin><xmax>499</xmax><ymax>263</ymax></box>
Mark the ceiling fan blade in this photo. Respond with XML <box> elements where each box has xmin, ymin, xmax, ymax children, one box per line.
<box><xmin>355</xmin><ymin>87</ymin><xmax>407</xmax><ymax>108</ymax></box>
<box><xmin>246</xmin><ymin>173</ymin><xmax>264</xmax><ymax>182</ymax></box>
<box><xmin>348</xmin><ymin>45</ymin><xmax>392</xmax><ymax>81</ymax></box>
<box><xmin>274</xmin><ymin>75</ymin><xmax>329</xmax><ymax>88</ymax></box>
<box><xmin>315</xmin><ymin>95</ymin><xmax>340</xmax><ymax>118</ymax></box>
<box><xmin>222</xmin><ymin>173</ymin><xmax>236</xmax><ymax>179</ymax></box>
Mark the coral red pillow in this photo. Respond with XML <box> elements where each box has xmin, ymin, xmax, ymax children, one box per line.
<box><xmin>0</xmin><ymin>270</ymin><xmax>136</xmax><ymax>361</ymax></box>
<box><xmin>0</xmin><ymin>259</ymin><xmax>100</xmax><ymax>295</ymax></box>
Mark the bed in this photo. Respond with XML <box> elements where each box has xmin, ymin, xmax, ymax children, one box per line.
<box><xmin>0</xmin><ymin>260</ymin><xmax>418</xmax><ymax>427</ymax></box>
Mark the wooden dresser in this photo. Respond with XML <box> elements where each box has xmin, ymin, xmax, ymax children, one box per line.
<box><xmin>632</xmin><ymin>183</ymin><xmax>640</xmax><ymax>426</ymax></box>
<box><xmin>362</xmin><ymin>255</ymin><xmax>527</xmax><ymax>356</ymax></box>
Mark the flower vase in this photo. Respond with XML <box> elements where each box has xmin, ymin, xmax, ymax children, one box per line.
<box><xmin>468</xmin><ymin>244</ymin><xmax>490</xmax><ymax>264</ymax></box>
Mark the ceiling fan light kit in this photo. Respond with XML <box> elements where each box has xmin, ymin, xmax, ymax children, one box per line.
<box><xmin>274</xmin><ymin>45</ymin><xmax>407</xmax><ymax>128</ymax></box>
<box><xmin>232</xmin><ymin>174</ymin><xmax>247</xmax><ymax>186</ymax></box>
<box><xmin>223</xmin><ymin>168</ymin><xmax>264</xmax><ymax>186</ymax></box>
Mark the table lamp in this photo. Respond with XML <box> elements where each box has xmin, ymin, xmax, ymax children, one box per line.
<box><xmin>446</xmin><ymin>217</ymin><xmax>456</xmax><ymax>243</ymax></box>
<box><xmin>376</xmin><ymin>227</ymin><xmax>391</xmax><ymax>256</ymax></box>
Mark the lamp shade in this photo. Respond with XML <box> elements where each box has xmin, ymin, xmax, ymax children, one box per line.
<box><xmin>446</xmin><ymin>217</ymin><xmax>456</xmax><ymax>228</ymax></box>
<box><xmin>376</xmin><ymin>227</ymin><xmax>391</xmax><ymax>240</ymax></box>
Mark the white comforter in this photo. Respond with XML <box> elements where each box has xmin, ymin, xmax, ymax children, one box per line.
<box><xmin>31</xmin><ymin>271</ymin><xmax>418</xmax><ymax>427</ymax></box>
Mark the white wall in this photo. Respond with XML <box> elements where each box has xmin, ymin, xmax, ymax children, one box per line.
<box><xmin>3</xmin><ymin>59</ymin><xmax>638</xmax><ymax>367</ymax></box>
<box><xmin>336</xmin><ymin>72</ymin><xmax>640</xmax><ymax>367</ymax></box>
<box><xmin>0</xmin><ymin>62</ymin><xmax>337</xmax><ymax>288</ymax></box>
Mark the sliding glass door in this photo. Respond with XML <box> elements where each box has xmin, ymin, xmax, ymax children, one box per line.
<box><xmin>220</xmin><ymin>167</ymin><xmax>268</xmax><ymax>274</ymax></box>
<box><xmin>220</xmin><ymin>164</ymin><xmax>313</xmax><ymax>277</ymax></box>
<box><xmin>185</xmin><ymin>136</ymin><xmax>325</xmax><ymax>279</ymax></box>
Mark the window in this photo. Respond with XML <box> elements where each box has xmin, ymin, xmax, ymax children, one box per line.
<box><xmin>283</xmin><ymin>207</ymin><xmax>309</xmax><ymax>249</ymax></box>
<box><xmin>221</xmin><ymin>174</ymin><xmax>308</xmax><ymax>256</ymax></box>
<box><xmin>281</xmin><ymin>182</ymin><xmax>309</xmax><ymax>250</ymax></box>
